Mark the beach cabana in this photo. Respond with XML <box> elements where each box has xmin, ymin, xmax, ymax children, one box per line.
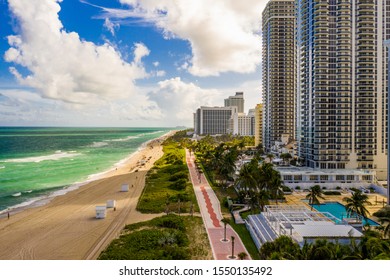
<box><xmin>121</xmin><ymin>184</ymin><xmax>129</xmax><ymax>192</ymax></box>
<box><xmin>95</xmin><ymin>206</ymin><xmax>107</xmax><ymax>219</ymax></box>
<box><xmin>106</xmin><ymin>200</ymin><xmax>116</xmax><ymax>208</ymax></box>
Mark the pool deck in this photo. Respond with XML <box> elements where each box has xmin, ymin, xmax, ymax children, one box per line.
<box><xmin>283</xmin><ymin>191</ymin><xmax>388</xmax><ymax>224</ymax></box>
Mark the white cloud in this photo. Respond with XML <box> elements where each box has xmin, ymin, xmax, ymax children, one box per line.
<box><xmin>4</xmin><ymin>0</ymin><xmax>150</xmax><ymax>105</ymax></box>
<box><xmin>148</xmin><ymin>77</ymin><xmax>224</xmax><ymax>125</ymax></box>
<box><xmin>114</xmin><ymin>0</ymin><xmax>266</xmax><ymax>76</ymax></box>
<box><xmin>155</xmin><ymin>70</ymin><xmax>165</xmax><ymax>77</ymax></box>
<box><xmin>0</xmin><ymin>87</ymin><xmax>164</xmax><ymax>126</ymax></box>
<box><xmin>103</xmin><ymin>18</ymin><xmax>119</xmax><ymax>35</ymax></box>
<box><xmin>153</xmin><ymin>61</ymin><xmax>159</xmax><ymax>67</ymax></box>
<box><xmin>133</xmin><ymin>42</ymin><xmax>150</xmax><ymax>64</ymax></box>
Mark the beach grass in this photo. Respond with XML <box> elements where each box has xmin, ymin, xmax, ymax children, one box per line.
<box><xmin>98</xmin><ymin>214</ymin><xmax>211</xmax><ymax>260</ymax></box>
<box><xmin>137</xmin><ymin>137</ymin><xmax>198</xmax><ymax>214</ymax></box>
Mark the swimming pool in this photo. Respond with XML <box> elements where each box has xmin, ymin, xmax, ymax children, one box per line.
<box><xmin>311</xmin><ymin>202</ymin><xmax>379</xmax><ymax>226</ymax></box>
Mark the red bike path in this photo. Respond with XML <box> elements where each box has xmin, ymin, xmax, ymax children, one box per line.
<box><xmin>186</xmin><ymin>150</ymin><xmax>251</xmax><ymax>260</ymax></box>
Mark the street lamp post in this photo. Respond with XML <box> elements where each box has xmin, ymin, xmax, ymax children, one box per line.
<box><xmin>230</xmin><ymin>236</ymin><xmax>235</xmax><ymax>259</ymax></box>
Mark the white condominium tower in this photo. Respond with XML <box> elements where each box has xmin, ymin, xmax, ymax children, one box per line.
<box><xmin>262</xmin><ymin>0</ymin><xmax>296</xmax><ymax>152</ymax></box>
<box><xmin>296</xmin><ymin>0</ymin><xmax>389</xmax><ymax>179</ymax></box>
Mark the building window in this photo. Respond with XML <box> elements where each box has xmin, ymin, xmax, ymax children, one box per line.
<box><xmin>320</xmin><ymin>175</ymin><xmax>328</xmax><ymax>181</ymax></box>
<box><xmin>336</xmin><ymin>175</ymin><xmax>345</xmax><ymax>181</ymax></box>
<box><xmin>310</xmin><ymin>175</ymin><xmax>318</xmax><ymax>181</ymax></box>
<box><xmin>294</xmin><ymin>175</ymin><xmax>302</xmax><ymax>181</ymax></box>
<box><xmin>284</xmin><ymin>175</ymin><xmax>293</xmax><ymax>181</ymax></box>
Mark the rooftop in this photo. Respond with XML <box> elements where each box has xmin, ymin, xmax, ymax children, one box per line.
<box><xmin>293</xmin><ymin>222</ymin><xmax>363</xmax><ymax>238</ymax></box>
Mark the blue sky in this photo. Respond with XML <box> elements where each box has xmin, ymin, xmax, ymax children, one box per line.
<box><xmin>0</xmin><ymin>0</ymin><xmax>267</xmax><ymax>127</ymax></box>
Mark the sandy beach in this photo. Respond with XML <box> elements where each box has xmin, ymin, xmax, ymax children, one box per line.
<box><xmin>0</xmin><ymin>132</ymin><xmax>174</xmax><ymax>260</ymax></box>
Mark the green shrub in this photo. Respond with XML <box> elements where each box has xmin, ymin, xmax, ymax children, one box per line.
<box><xmin>165</xmin><ymin>164</ymin><xmax>187</xmax><ymax>174</ymax></box>
<box><xmin>373</xmin><ymin>206</ymin><xmax>390</xmax><ymax>218</ymax></box>
<box><xmin>165</xmin><ymin>153</ymin><xmax>183</xmax><ymax>164</ymax></box>
<box><xmin>323</xmin><ymin>191</ymin><xmax>341</xmax><ymax>195</ymax></box>
<box><xmin>153</xmin><ymin>215</ymin><xmax>186</xmax><ymax>231</ymax></box>
<box><xmin>169</xmin><ymin>179</ymin><xmax>187</xmax><ymax>190</ymax></box>
<box><xmin>295</xmin><ymin>186</ymin><xmax>301</xmax><ymax>190</ymax></box>
<box><xmin>336</xmin><ymin>186</ymin><xmax>341</xmax><ymax>190</ymax></box>
<box><xmin>169</xmin><ymin>171</ymin><xmax>188</xmax><ymax>181</ymax></box>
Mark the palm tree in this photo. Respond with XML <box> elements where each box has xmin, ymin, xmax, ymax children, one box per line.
<box><xmin>343</xmin><ymin>190</ymin><xmax>372</xmax><ymax>221</ymax></box>
<box><xmin>306</xmin><ymin>185</ymin><xmax>325</xmax><ymax>210</ymax></box>
<box><xmin>218</xmin><ymin>146</ymin><xmax>238</xmax><ymax>185</ymax></box>
<box><xmin>238</xmin><ymin>252</ymin><xmax>248</xmax><ymax>260</ymax></box>
<box><xmin>221</xmin><ymin>217</ymin><xmax>231</xmax><ymax>242</ymax></box>
<box><xmin>235</xmin><ymin>161</ymin><xmax>257</xmax><ymax>196</ymax></box>
<box><xmin>379</xmin><ymin>216</ymin><xmax>390</xmax><ymax>239</ymax></box>
<box><xmin>257</xmin><ymin>189</ymin><xmax>270</xmax><ymax>212</ymax></box>
<box><xmin>280</xmin><ymin>153</ymin><xmax>292</xmax><ymax>165</ymax></box>
<box><xmin>269</xmin><ymin>173</ymin><xmax>284</xmax><ymax>204</ymax></box>
<box><xmin>258</xmin><ymin>162</ymin><xmax>275</xmax><ymax>190</ymax></box>
<box><xmin>266</xmin><ymin>153</ymin><xmax>274</xmax><ymax>164</ymax></box>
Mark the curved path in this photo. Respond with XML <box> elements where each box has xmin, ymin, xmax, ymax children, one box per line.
<box><xmin>186</xmin><ymin>150</ymin><xmax>251</xmax><ymax>260</ymax></box>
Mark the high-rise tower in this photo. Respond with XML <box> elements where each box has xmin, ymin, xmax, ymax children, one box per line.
<box><xmin>296</xmin><ymin>0</ymin><xmax>389</xmax><ymax>179</ymax></box>
<box><xmin>262</xmin><ymin>0</ymin><xmax>296</xmax><ymax>152</ymax></box>
<box><xmin>224</xmin><ymin>92</ymin><xmax>245</xmax><ymax>113</ymax></box>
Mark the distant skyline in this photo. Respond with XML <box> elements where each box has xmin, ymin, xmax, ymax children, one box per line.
<box><xmin>0</xmin><ymin>0</ymin><xmax>267</xmax><ymax>127</ymax></box>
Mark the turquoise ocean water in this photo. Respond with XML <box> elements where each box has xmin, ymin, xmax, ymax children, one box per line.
<box><xmin>0</xmin><ymin>127</ymin><xmax>172</xmax><ymax>213</ymax></box>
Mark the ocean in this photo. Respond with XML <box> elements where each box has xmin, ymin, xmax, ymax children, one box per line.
<box><xmin>0</xmin><ymin>127</ymin><xmax>172</xmax><ymax>213</ymax></box>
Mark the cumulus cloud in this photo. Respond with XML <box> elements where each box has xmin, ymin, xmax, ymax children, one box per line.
<box><xmin>148</xmin><ymin>77</ymin><xmax>224</xmax><ymax>124</ymax></box>
<box><xmin>0</xmin><ymin>87</ymin><xmax>164</xmax><ymax>126</ymax></box>
<box><xmin>103</xmin><ymin>18</ymin><xmax>119</xmax><ymax>35</ymax></box>
<box><xmin>103</xmin><ymin>0</ymin><xmax>265</xmax><ymax>76</ymax></box>
<box><xmin>4</xmin><ymin>0</ymin><xmax>150</xmax><ymax>105</ymax></box>
<box><xmin>133</xmin><ymin>42</ymin><xmax>150</xmax><ymax>64</ymax></box>
<box><xmin>155</xmin><ymin>70</ymin><xmax>165</xmax><ymax>77</ymax></box>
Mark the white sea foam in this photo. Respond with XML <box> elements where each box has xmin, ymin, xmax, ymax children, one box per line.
<box><xmin>137</xmin><ymin>131</ymin><xmax>164</xmax><ymax>137</ymax></box>
<box><xmin>108</xmin><ymin>135</ymin><xmax>139</xmax><ymax>142</ymax></box>
<box><xmin>2</xmin><ymin>151</ymin><xmax>81</xmax><ymax>163</ymax></box>
<box><xmin>89</xmin><ymin>141</ymin><xmax>108</xmax><ymax>148</ymax></box>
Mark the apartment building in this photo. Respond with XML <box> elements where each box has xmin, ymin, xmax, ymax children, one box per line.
<box><xmin>296</xmin><ymin>0</ymin><xmax>389</xmax><ymax>179</ymax></box>
<box><xmin>262</xmin><ymin>0</ymin><xmax>296</xmax><ymax>152</ymax></box>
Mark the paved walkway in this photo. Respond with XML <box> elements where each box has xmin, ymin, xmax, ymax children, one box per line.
<box><xmin>186</xmin><ymin>150</ymin><xmax>251</xmax><ymax>260</ymax></box>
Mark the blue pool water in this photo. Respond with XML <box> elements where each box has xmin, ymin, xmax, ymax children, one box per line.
<box><xmin>311</xmin><ymin>202</ymin><xmax>379</xmax><ymax>226</ymax></box>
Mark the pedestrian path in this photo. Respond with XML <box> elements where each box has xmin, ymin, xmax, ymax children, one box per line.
<box><xmin>186</xmin><ymin>150</ymin><xmax>251</xmax><ymax>260</ymax></box>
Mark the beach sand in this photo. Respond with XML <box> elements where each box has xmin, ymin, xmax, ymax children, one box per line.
<box><xmin>0</xmin><ymin>132</ymin><xmax>175</xmax><ymax>260</ymax></box>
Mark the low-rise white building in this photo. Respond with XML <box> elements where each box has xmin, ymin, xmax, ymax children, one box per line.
<box><xmin>276</xmin><ymin>167</ymin><xmax>376</xmax><ymax>189</ymax></box>
<box><xmin>246</xmin><ymin>205</ymin><xmax>363</xmax><ymax>249</ymax></box>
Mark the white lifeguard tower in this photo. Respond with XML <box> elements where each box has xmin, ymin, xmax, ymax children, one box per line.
<box><xmin>121</xmin><ymin>184</ymin><xmax>129</xmax><ymax>192</ymax></box>
<box><xmin>95</xmin><ymin>206</ymin><xmax>107</xmax><ymax>219</ymax></box>
<box><xmin>106</xmin><ymin>200</ymin><xmax>116</xmax><ymax>209</ymax></box>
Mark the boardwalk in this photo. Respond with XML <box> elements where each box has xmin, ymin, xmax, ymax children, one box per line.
<box><xmin>186</xmin><ymin>150</ymin><xmax>251</xmax><ymax>260</ymax></box>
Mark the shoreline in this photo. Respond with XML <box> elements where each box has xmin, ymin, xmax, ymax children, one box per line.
<box><xmin>0</xmin><ymin>131</ymin><xmax>174</xmax><ymax>218</ymax></box>
<box><xmin>0</xmin><ymin>130</ymin><xmax>176</xmax><ymax>259</ymax></box>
